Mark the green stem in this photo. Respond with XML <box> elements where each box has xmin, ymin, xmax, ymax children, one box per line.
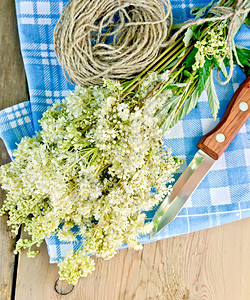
<box><xmin>174</xmin><ymin>78</ymin><xmax>198</xmax><ymax>118</ymax></box>
<box><xmin>169</xmin><ymin>45</ymin><xmax>194</xmax><ymax>74</ymax></box>
<box><xmin>219</xmin><ymin>0</ymin><xmax>228</xmax><ymax>5</ymax></box>
<box><xmin>121</xmin><ymin>40</ymin><xmax>185</xmax><ymax>98</ymax></box>
<box><xmin>63</xmin><ymin>148</ymin><xmax>98</xmax><ymax>176</ymax></box>
<box><xmin>122</xmin><ymin>37</ymin><xmax>183</xmax><ymax>93</ymax></box>
<box><xmin>158</xmin><ymin>45</ymin><xmax>189</xmax><ymax>74</ymax></box>
<box><xmin>96</xmin><ymin>163</ymin><xmax>112</xmax><ymax>177</ymax></box>
<box><xmin>122</xmin><ymin>44</ymin><xmax>191</xmax><ymax>102</ymax></box>
<box><xmin>153</xmin><ymin>66</ymin><xmax>185</xmax><ymax>98</ymax></box>
<box><xmin>150</xmin><ymin>42</ymin><xmax>185</xmax><ymax>73</ymax></box>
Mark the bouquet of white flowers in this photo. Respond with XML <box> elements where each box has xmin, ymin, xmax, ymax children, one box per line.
<box><xmin>0</xmin><ymin>77</ymin><xmax>182</xmax><ymax>284</ymax></box>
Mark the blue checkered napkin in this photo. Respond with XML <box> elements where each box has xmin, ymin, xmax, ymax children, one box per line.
<box><xmin>0</xmin><ymin>102</ymin><xmax>34</xmax><ymax>159</ymax></box>
<box><xmin>0</xmin><ymin>0</ymin><xmax>249</xmax><ymax>262</ymax></box>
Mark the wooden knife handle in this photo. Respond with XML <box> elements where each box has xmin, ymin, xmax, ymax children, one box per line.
<box><xmin>197</xmin><ymin>76</ymin><xmax>250</xmax><ymax>160</ymax></box>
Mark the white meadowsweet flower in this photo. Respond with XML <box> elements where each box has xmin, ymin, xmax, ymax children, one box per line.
<box><xmin>0</xmin><ymin>77</ymin><xmax>182</xmax><ymax>285</ymax></box>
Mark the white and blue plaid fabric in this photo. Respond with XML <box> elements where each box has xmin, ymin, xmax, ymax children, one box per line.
<box><xmin>0</xmin><ymin>0</ymin><xmax>249</xmax><ymax>263</ymax></box>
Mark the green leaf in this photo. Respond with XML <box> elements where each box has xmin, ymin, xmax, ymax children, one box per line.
<box><xmin>164</xmin><ymin>83</ymin><xmax>187</xmax><ymax>89</ymax></box>
<box><xmin>183</xmin><ymin>48</ymin><xmax>198</xmax><ymax>69</ymax></box>
<box><xmin>244</xmin><ymin>16</ymin><xmax>250</xmax><ymax>27</ymax></box>
<box><xmin>190</xmin><ymin>0</ymin><xmax>215</xmax><ymax>19</ymax></box>
<box><xmin>205</xmin><ymin>70</ymin><xmax>219</xmax><ymax>120</ymax></box>
<box><xmin>211</xmin><ymin>57</ymin><xmax>219</xmax><ymax>68</ymax></box>
<box><xmin>166</xmin><ymin>58</ymin><xmax>179</xmax><ymax>69</ymax></box>
<box><xmin>231</xmin><ymin>39</ymin><xmax>242</xmax><ymax>67</ymax></box>
<box><xmin>223</xmin><ymin>56</ymin><xmax>230</xmax><ymax>67</ymax></box>
<box><xmin>184</xmin><ymin>70</ymin><xmax>192</xmax><ymax>78</ymax></box>
<box><xmin>160</xmin><ymin>110</ymin><xmax>176</xmax><ymax>133</ymax></box>
<box><xmin>183</xmin><ymin>28</ymin><xmax>193</xmax><ymax>47</ymax></box>
<box><xmin>171</xmin><ymin>88</ymin><xmax>200</xmax><ymax>128</ymax></box>
<box><xmin>235</xmin><ymin>45</ymin><xmax>250</xmax><ymax>76</ymax></box>
<box><xmin>171</xmin><ymin>23</ymin><xmax>186</xmax><ymax>30</ymax></box>
<box><xmin>155</xmin><ymin>96</ymin><xmax>180</xmax><ymax>118</ymax></box>
<box><xmin>197</xmin><ymin>59</ymin><xmax>213</xmax><ymax>96</ymax></box>
<box><xmin>192</xmin><ymin>25</ymin><xmax>202</xmax><ymax>40</ymax></box>
<box><xmin>155</xmin><ymin>96</ymin><xmax>181</xmax><ymax>133</ymax></box>
<box><xmin>218</xmin><ymin>60</ymin><xmax>228</xmax><ymax>79</ymax></box>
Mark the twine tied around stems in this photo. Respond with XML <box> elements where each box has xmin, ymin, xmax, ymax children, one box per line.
<box><xmin>165</xmin><ymin>0</ymin><xmax>250</xmax><ymax>85</ymax></box>
<box><xmin>54</xmin><ymin>0</ymin><xmax>172</xmax><ymax>86</ymax></box>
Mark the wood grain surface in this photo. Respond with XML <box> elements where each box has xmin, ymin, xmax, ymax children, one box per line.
<box><xmin>0</xmin><ymin>0</ymin><xmax>28</xmax><ymax>299</ymax></box>
<box><xmin>14</xmin><ymin>219</ymin><xmax>250</xmax><ymax>300</ymax></box>
<box><xmin>1</xmin><ymin>1</ymin><xmax>250</xmax><ymax>300</ymax></box>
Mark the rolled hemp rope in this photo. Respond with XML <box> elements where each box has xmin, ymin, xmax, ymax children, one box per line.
<box><xmin>54</xmin><ymin>0</ymin><xmax>172</xmax><ymax>86</ymax></box>
<box><xmin>54</xmin><ymin>0</ymin><xmax>249</xmax><ymax>87</ymax></box>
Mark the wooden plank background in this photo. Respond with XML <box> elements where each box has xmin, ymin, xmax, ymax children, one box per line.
<box><xmin>0</xmin><ymin>0</ymin><xmax>250</xmax><ymax>299</ymax></box>
<box><xmin>14</xmin><ymin>219</ymin><xmax>250</xmax><ymax>300</ymax></box>
<box><xmin>0</xmin><ymin>0</ymin><xmax>28</xmax><ymax>299</ymax></box>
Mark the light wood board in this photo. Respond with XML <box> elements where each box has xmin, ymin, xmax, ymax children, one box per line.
<box><xmin>0</xmin><ymin>0</ymin><xmax>28</xmax><ymax>299</ymax></box>
<box><xmin>15</xmin><ymin>218</ymin><xmax>250</xmax><ymax>300</ymax></box>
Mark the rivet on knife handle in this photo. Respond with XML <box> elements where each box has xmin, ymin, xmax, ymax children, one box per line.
<box><xmin>197</xmin><ymin>76</ymin><xmax>250</xmax><ymax>160</ymax></box>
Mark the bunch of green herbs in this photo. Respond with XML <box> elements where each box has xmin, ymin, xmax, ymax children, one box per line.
<box><xmin>121</xmin><ymin>0</ymin><xmax>249</xmax><ymax>132</ymax></box>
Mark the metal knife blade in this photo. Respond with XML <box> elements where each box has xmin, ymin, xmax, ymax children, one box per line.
<box><xmin>150</xmin><ymin>76</ymin><xmax>250</xmax><ymax>238</ymax></box>
<box><xmin>150</xmin><ymin>150</ymin><xmax>215</xmax><ymax>238</ymax></box>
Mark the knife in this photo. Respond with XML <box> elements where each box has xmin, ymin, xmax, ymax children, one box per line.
<box><xmin>150</xmin><ymin>76</ymin><xmax>250</xmax><ymax>238</ymax></box>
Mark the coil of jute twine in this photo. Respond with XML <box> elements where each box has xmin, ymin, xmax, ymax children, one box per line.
<box><xmin>54</xmin><ymin>0</ymin><xmax>172</xmax><ymax>86</ymax></box>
